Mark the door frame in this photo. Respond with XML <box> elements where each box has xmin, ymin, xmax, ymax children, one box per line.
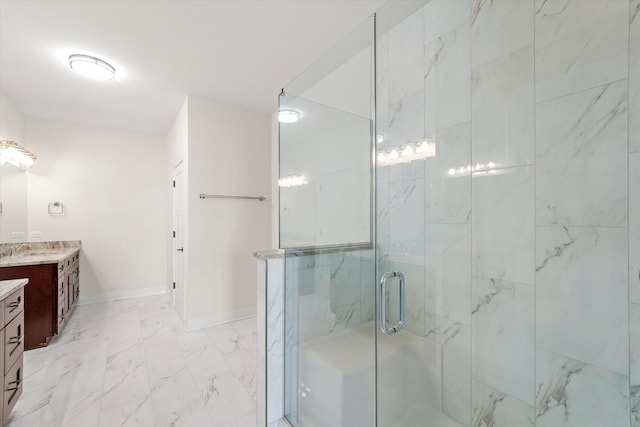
<box><xmin>173</xmin><ymin>160</ymin><xmax>186</xmax><ymax>320</ymax></box>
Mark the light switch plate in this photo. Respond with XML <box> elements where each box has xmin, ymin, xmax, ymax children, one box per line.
<box><xmin>10</xmin><ymin>232</ymin><xmax>25</xmax><ymax>239</ymax></box>
<box><xmin>29</xmin><ymin>231</ymin><xmax>43</xmax><ymax>238</ymax></box>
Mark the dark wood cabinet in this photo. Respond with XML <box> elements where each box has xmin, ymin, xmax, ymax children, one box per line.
<box><xmin>0</xmin><ymin>251</ymin><xmax>79</xmax><ymax>350</ymax></box>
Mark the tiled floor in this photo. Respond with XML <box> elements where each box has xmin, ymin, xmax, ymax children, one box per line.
<box><xmin>7</xmin><ymin>295</ymin><xmax>257</xmax><ymax>427</ymax></box>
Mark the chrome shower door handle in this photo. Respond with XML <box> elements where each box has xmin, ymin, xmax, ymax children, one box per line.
<box><xmin>379</xmin><ymin>271</ymin><xmax>405</xmax><ymax>335</ymax></box>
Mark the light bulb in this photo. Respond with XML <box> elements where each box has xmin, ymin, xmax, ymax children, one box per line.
<box><xmin>390</xmin><ymin>150</ymin><xmax>399</xmax><ymax>159</ymax></box>
<box><xmin>448</xmin><ymin>168</ymin><xmax>456</xmax><ymax>176</ymax></box>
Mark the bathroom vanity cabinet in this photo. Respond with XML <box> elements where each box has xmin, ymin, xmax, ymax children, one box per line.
<box><xmin>0</xmin><ymin>249</ymin><xmax>80</xmax><ymax>350</ymax></box>
<box><xmin>0</xmin><ymin>279</ymin><xmax>28</xmax><ymax>424</ymax></box>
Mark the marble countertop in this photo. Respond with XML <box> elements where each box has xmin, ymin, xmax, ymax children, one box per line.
<box><xmin>0</xmin><ymin>278</ymin><xmax>28</xmax><ymax>300</ymax></box>
<box><xmin>0</xmin><ymin>247</ymin><xmax>80</xmax><ymax>267</ymax></box>
<box><xmin>253</xmin><ymin>249</ymin><xmax>284</xmax><ymax>260</ymax></box>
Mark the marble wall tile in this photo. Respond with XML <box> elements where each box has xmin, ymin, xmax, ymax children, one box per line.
<box><xmin>387</xmin><ymin>91</ymin><xmax>425</xmax><ymax>148</ymax></box>
<box><xmin>441</xmin><ymin>322</ymin><xmax>471</xmax><ymax>426</ymax></box>
<box><xmin>329</xmin><ymin>252</ymin><xmax>362</xmax><ymax>310</ymax></box>
<box><xmin>424</xmin><ymin>123</ymin><xmax>471</xmax><ymax>224</ymax></box>
<box><xmin>359</xmin><ymin>255</ymin><xmax>375</xmax><ymax>323</ymax></box>
<box><xmin>472</xmin><ymin>380</ymin><xmax>534</xmax><ymax>427</ymax></box>
<box><xmin>424</xmin><ymin>223</ymin><xmax>471</xmax><ymax>325</ymax></box>
<box><xmin>535</xmin><ymin>80</ymin><xmax>628</xmax><ymax>227</ymax></box>
<box><xmin>377</xmin><ymin>32</ymin><xmax>390</xmax><ymax>144</ymax></box>
<box><xmin>472</xmin><ymin>278</ymin><xmax>535</xmax><ymax>404</ymax></box>
<box><xmin>631</xmin><ymin>153</ymin><xmax>640</xmax><ymax>304</ymax></box>
<box><xmin>265</xmin><ymin>258</ymin><xmax>285</xmax><ymax>424</ymax></box>
<box><xmin>424</xmin><ymin>0</ymin><xmax>471</xmax><ymax>44</ymax></box>
<box><xmin>388</xmin><ymin>157</ymin><xmax>424</xmax><ymax>184</ymax></box>
<box><xmin>388</xmin><ymin>177</ymin><xmax>425</xmax><ymax>263</ymax></box>
<box><xmin>536</xmin><ymin>226</ymin><xmax>628</xmax><ymax>375</ymax></box>
<box><xmin>471</xmin><ymin>46</ymin><xmax>534</xmax><ymax>169</ymax></box>
<box><xmin>376</xmin><ymin>177</ymin><xmax>391</xmax><ymax>259</ymax></box>
<box><xmin>534</xmin><ymin>0</ymin><xmax>629</xmax><ymax>103</ymax></box>
<box><xmin>631</xmin><ymin>303</ymin><xmax>640</xmax><ymax>385</ymax></box>
<box><xmin>389</xmin><ymin>8</ymin><xmax>424</xmax><ymax>103</ymax></box>
<box><xmin>535</xmin><ymin>349</ymin><xmax>630</xmax><ymax>427</ymax></box>
<box><xmin>424</xmin><ymin>21</ymin><xmax>471</xmax><ymax>134</ymax></box>
<box><xmin>472</xmin><ymin>165</ymin><xmax>535</xmax><ymax>285</ymax></box>
<box><xmin>471</xmin><ymin>0</ymin><xmax>534</xmax><ymax>69</ymax></box>
<box><xmin>632</xmin><ymin>301</ymin><xmax>640</xmax><ymax>427</ymax></box>
<box><xmin>631</xmin><ymin>0</ymin><xmax>640</xmax><ymax>153</ymax></box>
<box><xmin>633</xmin><ymin>387</ymin><xmax>640</xmax><ymax>427</ymax></box>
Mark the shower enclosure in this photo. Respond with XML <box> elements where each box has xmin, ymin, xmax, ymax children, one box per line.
<box><xmin>278</xmin><ymin>0</ymin><xmax>639</xmax><ymax>426</ymax></box>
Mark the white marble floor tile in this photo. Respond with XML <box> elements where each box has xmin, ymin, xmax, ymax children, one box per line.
<box><xmin>7</xmin><ymin>294</ymin><xmax>258</xmax><ymax>427</ymax></box>
<box><xmin>98</xmin><ymin>396</ymin><xmax>156</xmax><ymax>427</ymax></box>
<box><xmin>204</xmin><ymin>371</ymin><xmax>256</xmax><ymax>426</ymax></box>
<box><xmin>154</xmin><ymin>403</ymin><xmax>213</xmax><ymax>427</ymax></box>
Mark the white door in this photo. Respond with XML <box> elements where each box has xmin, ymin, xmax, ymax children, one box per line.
<box><xmin>173</xmin><ymin>162</ymin><xmax>186</xmax><ymax>320</ymax></box>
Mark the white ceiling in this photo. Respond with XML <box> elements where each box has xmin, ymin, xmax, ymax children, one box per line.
<box><xmin>0</xmin><ymin>0</ymin><xmax>386</xmax><ymax>136</ymax></box>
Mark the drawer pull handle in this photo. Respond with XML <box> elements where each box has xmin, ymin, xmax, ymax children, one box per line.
<box><xmin>8</xmin><ymin>299</ymin><xmax>21</xmax><ymax>309</ymax></box>
<box><xmin>8</xmin><ymin>335</ymin><xmax>22</xmax><ymax>345</ymax></box>
<box><xmin>7</xmin><ymin>371</ymin><xmax>22</xmax><ymax>403</ymax></box>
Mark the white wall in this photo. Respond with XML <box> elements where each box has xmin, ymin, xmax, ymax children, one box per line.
<box><xmin>185</xmin><ymin>96</ymin><xmax>271</xmax><ymax>328</ymax></box>
<box><xmin>24</xmin><ymin>117</ymin><xmax>169</xmax><ymax>302</ymax></box>
<box><xmin>0</xmin><ymin>93</ymin><xmax>28</xmax><ymax>242</ymax></box>
<box><xmin>0</xmin><ymin>92</ymin><xmax>24</xmax><ymax>142</ymax></box>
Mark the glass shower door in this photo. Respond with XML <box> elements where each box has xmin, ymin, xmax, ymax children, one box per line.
<box><xmin>374</xmin><ymin>1</ymin><xmax>471</xmax><ymax>426</ymax></box>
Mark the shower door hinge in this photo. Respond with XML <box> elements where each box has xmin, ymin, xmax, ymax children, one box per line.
<box><xmin>172</xmin><ymin>282</ymin><xmax>176</xmax><ymax>289</ymax></box>
<box><xmin>172</xmin><ymin>180</ymin><xmax>175</xmax><ymax>187</ymax></box>
<box><xmin>173</xmin><ymin>231</ymin><xmax>175</xmax><ymax>238</ymax></box>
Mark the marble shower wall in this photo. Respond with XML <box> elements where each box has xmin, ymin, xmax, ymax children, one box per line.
<box><xmin>377</xmin><ymin>0</ymin><xmax>638</xmax><ymax>425</ymax></box>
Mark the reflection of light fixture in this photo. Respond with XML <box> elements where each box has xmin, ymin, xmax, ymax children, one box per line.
<box><xmin>69</xmin><ymin>54</ymin><xmax>116</xmax><ymax>80</ymax></box>
<box><xmin>278</xmin><ymin>110</ymin><xmax>300</xmax><ymax>123</ymax></box>
<box><xmin>447</xmin><ymin>161</ymin><xmax>500</xmax><ymax>177</ymax></box>
<box><xmin>279</xmin><ymin>174</ymin><xmax>308</xmax><ymax>187</ymax></box>
<box><xmin>0</xmin><ymin>140</ymin><xmax>37</xmax><ymax>169</ymax></box>
<box><xmin>377</xmin><ymin>140</ymin><xmax>436</xmax><ymax>166</ymax></box>
<box><xmin>377</xmin><ymin>134</ymin><xmax>384</xmax><ymax>143</ymax></box>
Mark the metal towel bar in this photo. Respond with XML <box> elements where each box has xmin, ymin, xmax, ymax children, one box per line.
<box><xmin>199</xmin><ymin>194</ymin><xmax>266</xmax><ymax>201</ymax></box>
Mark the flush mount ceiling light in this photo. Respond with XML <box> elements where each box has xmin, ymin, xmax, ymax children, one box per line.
<box><xmin>68</xmin><ymin>54</ymin><xmax>116</xmax><ymax>80</ymax></box>
<box><xmin>278</xmin><ymin>110</ymin><xmax>300</xmax><ymax>123</ymax></box>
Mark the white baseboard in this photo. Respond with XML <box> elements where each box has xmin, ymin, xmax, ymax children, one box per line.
<box><xmin>185</xmin><ymin>306</ymin><xmax>256</xmax><ymax>331</ymax></box>
<box><xmin>78</xmin><ymin>286</ymin><xmax>166</xmax><ymax>305</ymax></box>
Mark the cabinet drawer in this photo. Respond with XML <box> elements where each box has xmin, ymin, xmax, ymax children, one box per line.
<box><xmin>4</xmin><ymin>311</ymin><xmax>24</xmax><ymax>374</ymax></box>
<box><xmin>4</xmin><ymin>288</ymin><xmax>23</xmax><ymax>324</ymax></box>
<box><xmin>4</xmin><ymin>353</ymin><xmax>23</xmax><ymax>420</ymax></box>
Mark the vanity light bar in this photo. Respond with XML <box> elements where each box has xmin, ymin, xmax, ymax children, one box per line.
<box><xmin>0</xmin><ymin>140</ymin><xmax>37</xmax><ymax>169</ymax></box>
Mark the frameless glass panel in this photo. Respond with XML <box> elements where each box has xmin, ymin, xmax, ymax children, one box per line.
<box><xmin>375</xmin><ymin>1</ymin><xmax>470</xmax><ymax>426</ymax></box>
<box><xmin>284</xmin><ymin>247</ymin><xmax>375</xmax><ymax>427</ymax></box>
<box><xmin>279</xmin><ymin>16</ymin><xmax>374</xmax><ymax>250</ymax></box>
<box><xmin>281</xmin><ymin>14</ymin><xmax>376</xmax><ymax>427</ymax></box>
